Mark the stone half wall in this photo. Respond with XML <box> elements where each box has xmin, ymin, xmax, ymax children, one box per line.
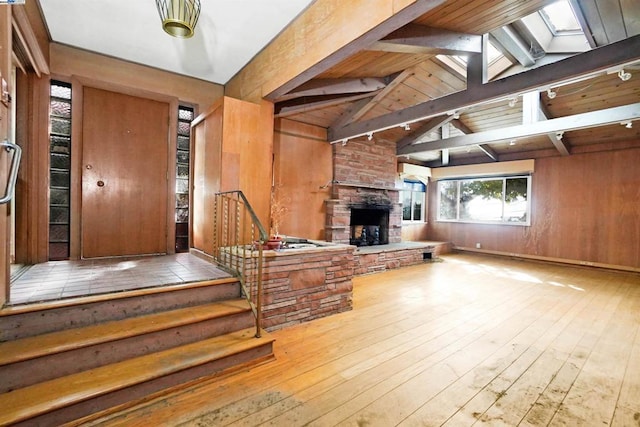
<box><xmin>260</xmin><ymin>244</ymin><xmax>354</xmax><ymax>331</ymax></box>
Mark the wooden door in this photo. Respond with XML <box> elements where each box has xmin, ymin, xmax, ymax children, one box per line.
<box><xmin>81</xmin><ymin>87</ymin><xmax>169</xmax><ymax>258</ymax></box>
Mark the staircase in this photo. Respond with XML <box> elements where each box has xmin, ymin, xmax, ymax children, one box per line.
<box><xmin>0</xmin><ymin>277</ymin><xmax>275</xmax><ymax>426</ymax></box>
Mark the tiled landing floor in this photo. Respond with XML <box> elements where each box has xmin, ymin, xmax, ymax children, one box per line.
<box><xmin>9</xmin><ymin>253</ymin><xmax>231</xmax><ymax>305</ymax></box>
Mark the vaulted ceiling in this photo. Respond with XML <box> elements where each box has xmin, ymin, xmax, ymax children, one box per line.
<box><xmin>272</xmin><ymin>0</ymin><xmax>640</xmax><ymax>167</ymax></box>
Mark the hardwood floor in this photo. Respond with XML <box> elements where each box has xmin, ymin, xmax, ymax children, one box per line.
<box><xmin>84</xmin><ymin>253</ymin><xmax>640</xmax><ymax>426</ymax></box>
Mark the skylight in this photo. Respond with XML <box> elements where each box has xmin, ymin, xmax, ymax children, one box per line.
<box><xmin>540</xmin><ymin>0</ymin><xmax>582</xmax><ymax>35</ymax></box>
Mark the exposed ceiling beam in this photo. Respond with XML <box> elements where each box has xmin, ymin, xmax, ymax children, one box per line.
<box><xmin>398</xmin><ymin>102</ymin><xmax>640</xmax><ymax>155</ymax></box>
<box><xmin>396</xmin><ymin>115</ymin><xmax>456</xmax><ymax>150</ymax></box>
<box><xmin>264</xmin><ymin>0</ymin><xmax>448</xmax><ymax>101</ymax></box>
<box><xmin>328</xmin><ymin>34</ymin><xmax>640</xmax><ymax>143</ymax></box>
<box><xmin>275</xmin><ymin>78</ymin><xmax>388</xmax><ymax>102</ymax></box>
<box><xmin>477</xmin><ymin>144</ymin><xmax>499</xmax><ymax>161</ymax></box>
<box><xmin>450</xmin><ymin>119</ymin><xmax>498</xmax><ymax>161</ymax></box>
<box><xmin>490</xmin><ymin>25</ymin><xmax>535</xmax><ymax>67</ymax></box>
<box><xmin>275</xmin><ymin>91</ymin><xmax>381</xmax><ymax>118</ymax></box>
<box><xmin>522</xmin><ymin>91</ymin><xmax>571</xmax><ymax>156</ymax></box>
<box><xmin>369</xmin><ymin>24</ymin><xmax>482</xmax><ymax>55</ymax></box>
<box><xmin>343</xmin><ymin>69</ymin><xmax>415</xmax><ymax>125</ymax></box>
<box><xmin>330</xmin><ymin>96</ymin><xmax>376</xmax><ymax>129</ymax></box>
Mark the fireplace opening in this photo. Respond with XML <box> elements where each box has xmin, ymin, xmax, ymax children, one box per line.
<box><xmin>350</xmin><ymin>208</ymin><xmax>389</xmax><ymax>246</ymax></box>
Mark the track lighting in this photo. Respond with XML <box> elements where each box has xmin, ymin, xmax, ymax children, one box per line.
<box><xmin>546</xmin><ymin>88</ymin><xmax>557</xmax><ymax>99</ymax></box>
<box><xmin>618</xmin><ymin>69</ymin><xmax>632</xmax><ymax>81</ymax></box>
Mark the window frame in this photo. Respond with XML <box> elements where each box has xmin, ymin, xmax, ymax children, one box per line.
<box><xmin>436</xmin><ymin>174</ymin><xmax>532</xmax><ymax>226</ymax></box>
<box><xmin>401</xmin><ymin>179</ymin><xmax>427</xmax><ymax>223</ymax></box>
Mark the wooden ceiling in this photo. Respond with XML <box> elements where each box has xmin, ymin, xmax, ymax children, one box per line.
<box><xmin>273</xmin><ymin>0</ymin><xmax>640</xmax><ymax>167</ymax></box>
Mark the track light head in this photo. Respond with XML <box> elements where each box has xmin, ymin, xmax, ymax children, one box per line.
<box><xmin>618</xmin><ymin>69</ymin><xmax>632</xmax><ymax>81</ymax></box>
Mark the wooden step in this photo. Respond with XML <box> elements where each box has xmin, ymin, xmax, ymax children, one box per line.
<box><xmin>0</xmin><ymin>328</ymin><xmax>275</xmax><ymax>427</ymax></box>
<box><xmin>0</xmin><ymin>277</ymin><xmax>241</xmax><ymax>341</ymax></box>
<box><xmin>0</xmin><ymin>299</ymin><xmax>255</xmax><ymax>393</ymax></box>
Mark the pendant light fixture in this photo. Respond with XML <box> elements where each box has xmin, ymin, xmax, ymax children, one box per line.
<box><xmin>155</xmin><ymin>0</ymin><xmax>201</xmax><ymax>38</ymax></box>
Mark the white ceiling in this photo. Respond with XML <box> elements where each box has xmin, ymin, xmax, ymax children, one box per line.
<box><xmin>38</xmin><ymin>0</ymin><xmax>316</xmax><ymax>85</ymax></box>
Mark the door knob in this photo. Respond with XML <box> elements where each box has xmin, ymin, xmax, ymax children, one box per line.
<box><xmin>97</xmin><ymin>180</ymin><xmax>105</xmax><ymax>187</ymax></box>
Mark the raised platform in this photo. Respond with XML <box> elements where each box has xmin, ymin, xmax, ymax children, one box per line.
<box><xmin>353</xmin><ymin>241</ymin><xmax>452</xmax><ymax>275</ymax></box>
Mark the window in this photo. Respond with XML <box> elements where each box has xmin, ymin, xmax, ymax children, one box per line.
<box><xmin>437</xmin><ymin>175</ymin><xmax>531</xmax><ymax>225</ymax></box>
<box><xmin>402</xmin><ymin>180</ymin><xmax>426</xmax><ymax>222</ymax></box>
<box><xmin>49</xmin><ymin>81</ymin><xmax>72</xmax><ymax>260</ymax></box>
<box><xmin>175</xmin><ymin>106</ymin><xmax>194</xmax><ymax>252</ymax></box>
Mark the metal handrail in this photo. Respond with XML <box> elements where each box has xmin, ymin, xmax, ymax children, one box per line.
<box><xmin>213</xmin><ymin>190</ymin><xmax>267</xmax><ymax>338</ymax></box>
<box><xmin>0</xmin><ymin>140</ymin><xmax>22</xmax><ymax>205</ymax></box>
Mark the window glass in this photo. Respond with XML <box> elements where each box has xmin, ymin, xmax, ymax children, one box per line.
<box><xmin>437</xmin><ymin>175</ymin><xmax>531</xmax><ymax>225</ymax></box>
<box><xmin>540</xmin><ymin>1</ymin><xmax>581</xmax><ymax>35</ymax></box>
<box><xmin>438</xmin><ymin>181</ymin><xmax>458</xmax><ymax>220</ymax></box>
<box><xmin>402</xmin><ymin>180</ymin><xmax>426</xmax><ymax>222</ymax></box>
<box><xmin>460</xmin><ymin>178</ymin><xmax>503</xmax><ymax>221</ymax></box>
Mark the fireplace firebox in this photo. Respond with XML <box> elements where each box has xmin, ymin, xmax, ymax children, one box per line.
<box><xmin>350</xmin><ymin>208</ymin><xmax>389</xmax><ymax>246</ymax></box>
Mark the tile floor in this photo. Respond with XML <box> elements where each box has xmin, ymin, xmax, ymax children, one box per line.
<box><xmin>9</xmin><ymin>253</ymin><xmax>231</xmax><ymax>305</ymax></box>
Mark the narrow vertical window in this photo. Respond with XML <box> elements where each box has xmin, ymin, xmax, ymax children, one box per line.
<box><xmin>49</xmin><ymin>81</ymin><xmax>72</xmax><ymax>260</ymax></box>
<box><xmin>175</xmin><ymin>106</ymin><xmax>193</xmax><ymax>252</ymax></box>
<box><xmin>402</xmin><ymin>180</ymin><xmax>426</xmax><ymax>222</ymax></box>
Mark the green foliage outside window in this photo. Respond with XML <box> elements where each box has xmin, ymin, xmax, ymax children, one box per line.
<box><xmin>437</xmin><ymin>176</ymin><xmax>530</xmax><ymax>225</ymax></box>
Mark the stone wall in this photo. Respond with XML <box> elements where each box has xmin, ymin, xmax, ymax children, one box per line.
<box><xmin>326</xmin><ymin>136</ymin><xmax>402</xmax><ymax>244</ymax></box>
<box><xmin>260</xmin><ymin>244</ymin><xmax>354</xmax><ymax>331</ymax></box>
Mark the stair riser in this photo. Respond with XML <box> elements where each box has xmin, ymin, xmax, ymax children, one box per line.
<box><xmin>12</xmin><ymin>343</ymin><xmax>275</xmax><ymax>427</ymax></box>
<box><xmin>0</xmin><ymin>310</ymin><xmax>255</xmax><ymax>393</ymax></box>
<box><xmin>0</xmin><ymin>282</ymin><xmax>241</xmax><ymax>341</ymax></box>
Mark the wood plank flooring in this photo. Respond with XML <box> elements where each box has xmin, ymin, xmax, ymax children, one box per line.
<box><xmin>83</xmin><ymin>253</ymin><xmax>640</xmax><ymax>426</ymax></box>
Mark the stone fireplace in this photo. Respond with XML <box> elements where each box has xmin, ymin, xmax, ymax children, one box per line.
<box><xmin>326</xmin><ymin>184</ymin><xmax>401</xmax><ymax>245</ymax></box>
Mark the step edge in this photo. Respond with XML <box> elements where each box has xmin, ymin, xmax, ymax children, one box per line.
<box><xmin>0</xmin><ymin>299</ymin><xmax>252</xmax><ymax>366</ymax></box>
<box><xmin>0</xmin><ymin>328</ymin><xmax>275</xmax><ymax>426</ymax></box>
<box><xmin>63</xmin><ymin>353</ymin><xmax>277</xmax><ymax>427</ymax></box>
<box><xmin>0</xmin><ymin>277</ymin><xmax>239</xmax><ymax>317</ymax></box>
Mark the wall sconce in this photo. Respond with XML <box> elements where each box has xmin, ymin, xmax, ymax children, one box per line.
<box><xmin>546</xmin><ymin>88</ymin><xmax>557</xmax><ymax>99</ymax></box>
<box><xmin>621</xmin><ymin>121</ymin><xmax>633</xmax><ymax>129</ymax></box>
<box><xmin>508</xmin><ymin>97</ymin><xmax>518</xmax><ymax>108</ymax></box>
<box><xmin>400</xmin><ymin>123</ymin><xmax>411</xmax><ymax>131</ymax></box>
<box><xmin>556</xmin><ymin>131</ymin><xmax>564</xmax><ymax>141</ymax></box>
<box><xmin>509</xmin><ymin>139</ymin><xmax>517</xmax><ymax>146</ymax></box>
<box><xmin>367</xmin><ymin>132</ymin><xmax>374</xmax><ymax>141</ymax></box>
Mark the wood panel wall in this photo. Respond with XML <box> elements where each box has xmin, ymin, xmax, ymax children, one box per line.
<box><xmin>273</xmin><ymin>119</ymin><xmax>331</xmax><ymax>240</ymax></box>
<box><xmin>191</xmin><ymin>97</ymin><xmax>274</xmax><ymax>255</ymax></box>
<box><xmin>49</xmin><ymin>44</ymin><xmax>223</xmax><ymax>110</ymax></box>
<box><xmin>427</xmin><ymin>146</ymin><xmax>640</xmax><ymax>269</ymax></box>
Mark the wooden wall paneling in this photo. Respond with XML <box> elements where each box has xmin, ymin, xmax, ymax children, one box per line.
<box><xmin>191</xmin><ymin>97</ymin><xmax>273</xmax><ymax>254</ymax></box>
<box><xmin>191</xmin><ymin>99</ymin><xmax>223</xmax><ymax>254</ymax></box>
<box><xmin>273</xmin><ymin>119</ymin><xmax>331</xmax><ymax>240</ymax></box>
<box><xmin>69</xmin><ymin>76</ymin><xmax>83</xmax><ymax>260</ymax></box>
<box><xmin>14</xmin><ymin>73</ymin><xmax>50</xmax><ymax>264</ymax></box>
<box><xmin>427</xmin><ymin>147</ymin><xmax>640</xmax><ymax>269</ymax></box>
<box><xmin>49</xmin><ymin>44</ymin><xmax>223</xmax><ymax>112</ymax></box>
